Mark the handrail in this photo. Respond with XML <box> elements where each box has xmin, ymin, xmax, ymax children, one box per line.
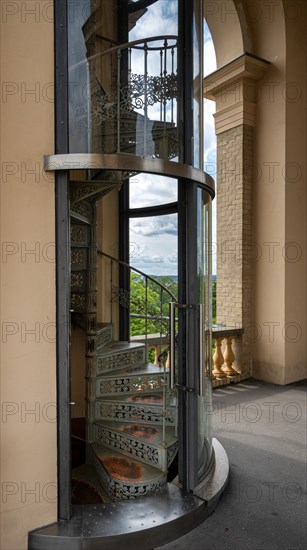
<box><xmin>97</xmin><ymin>249</ymin><xmax>177</xmax><ymax>302</ymax></box>
<box><xmin>71</xmin><ymin>35</ymin><xmax>178</xmax><ymax>71</ymax></box>
<box><xmin>98</xmin><ymin>249</ymin><xmax>177</xmax><ymax>362</ymax></box>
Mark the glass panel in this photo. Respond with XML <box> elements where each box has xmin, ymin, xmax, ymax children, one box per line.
<box><xmin>68</xmin><ymin>0</ymin><xmax>91</xmax><ymax>153</ymax></box>
<box><xmin>129</xmin><ymin>174</ymin><xmax>177</xmax><ymax>208</ymax></box>
<box><xmin>129</xmin><ymin>212</ymin><xmax>178</xmax><ymax>479</ymax></box>
<box><xmin>68</xmin><ymin>0</ymin><xmax>179</xmax><ymax>160</ymax></box>
<box><xmin>192</xmin><ymin>0</ymin><xmax>203</xmax><ymax>170</ymax></box>
<box><xmin>197</xmin><ymin>188</ymin><xmax>213</xmax><ymax>478</ymax></box>
<box><xmin>129</xmin><ymin>214</ymin><xmax>178</xmax><ymax>277</ymax></box>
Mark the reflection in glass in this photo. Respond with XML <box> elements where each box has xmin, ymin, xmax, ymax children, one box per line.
<box><xmin>129</xmin><ymin>173</ymin><xmax>177</xmax><ymax>208</ymax></box>
<box><xmin>68</xmin><ymin>0</ymin><xmax>179</xmax><ymax>160</ymax></box>
<box><xmin>197</xmin><ymin>189</ymin><xmax>213</xmax><ymax>479</ymax></box>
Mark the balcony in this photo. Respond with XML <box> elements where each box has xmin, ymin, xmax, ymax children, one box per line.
<box><xmin>131</xmin><ymin>326</ymin><xmax>250</xmax><ymax>390</ymax></box>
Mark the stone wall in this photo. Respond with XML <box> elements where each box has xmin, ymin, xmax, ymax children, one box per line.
<box><xmin>216</xmin><ymin>124</ymin><xmax>253</xmax><ymax>371</ymax></box>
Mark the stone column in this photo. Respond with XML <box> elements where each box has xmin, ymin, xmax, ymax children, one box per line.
<box><xmin>203</xmin><ymin>54</ymin><xmax>269</xmax><ymax>373</ymax></box>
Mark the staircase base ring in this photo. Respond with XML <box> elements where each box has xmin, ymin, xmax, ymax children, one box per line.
<box><xmin>28</xmin><ymin>438</ymin><xmax>228</xmax><ymax>549</ymax></box>
<box><xmin>44</xmin><ymin>153</ymin><xmax>215</xmax><ymax>198</ymax></box>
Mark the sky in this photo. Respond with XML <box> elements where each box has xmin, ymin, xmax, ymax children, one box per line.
<box><xmin>128</xmin><ymin>1</ymin><xmax>217</xmax><ymax>276</ymax></box>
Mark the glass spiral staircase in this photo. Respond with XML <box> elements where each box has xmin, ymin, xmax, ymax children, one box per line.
<box><xmin>29</xmin><ymin>1</ymin><xmax>229</xmax><ymax>548</ymax></box>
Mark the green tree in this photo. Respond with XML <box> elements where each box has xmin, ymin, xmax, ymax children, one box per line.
<box><xmin>130</xmin><ymin>273</ymin><xmax>165</xmax><ymax>336</ymax></box>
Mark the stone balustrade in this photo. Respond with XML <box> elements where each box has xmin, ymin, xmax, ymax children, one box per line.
<box><xmin>132</xmin><ymin>327</ymin><xmax>250</xmax><ymax>388</ymax></box>
<box><xmin>130</xmin><ymin>333</ymin><xmax>170</xmax><ymax>368</ymax></box>
<box><xmin>211</xmin><ymin>326</ymin><xmax>250</xmax><ymax>388</ymax></box>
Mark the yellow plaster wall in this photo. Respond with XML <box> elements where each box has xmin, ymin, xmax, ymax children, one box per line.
<box><xmin>284</xmin><ymin>0</ymin><xmax>307</xmax><ymax>383</ymax></box>
<box><xmin>250</xmin><ymin>0</ymin><xmax>287</xmax><ymax>383</ymax></box>
<box><xmin>205</xmin><ymin>0</ymin><xmax>306</xmax><ymax>384</ymax></box>
<box><xmin>97</xmin><ymin>190</ymin><xmax>119</xmax><ymax>339</ymax></box>
<box><xmin>203</xmin><ymin>0</ymin><xmax>244</xmax><ymax>67</ymax></box>
<box><xmin>0</xmin><ymin>3</ymin><xmax>56</xmax><ymax>549</ymax></box>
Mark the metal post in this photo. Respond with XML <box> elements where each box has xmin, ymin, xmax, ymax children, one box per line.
<box><xmin>54</xmin><ymin>0</ymin><xmax>71</xmax><ymax>521</ymax></box>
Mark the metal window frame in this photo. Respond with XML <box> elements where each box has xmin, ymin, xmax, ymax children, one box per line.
<box><xmin>54</xmin><ymin>0</ymin><xmax>71</xmax><ymax>520</ymax></box>
<box><xmin>177</xmin><ymin>0</ymin><xmax>200</xmax><ymax>491</ymax></box>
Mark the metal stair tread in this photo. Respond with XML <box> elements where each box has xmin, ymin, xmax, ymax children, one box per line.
<box><xmin>97</xmin><ymin>340</ymin><xmax>145</xmax><ymax>356</ymax></box>
<box><xmin>94</xmin><ymin>420</ymin><xmax>177</xmax><ymax>448</ymax></box>
<box><xmin>96</xmin><ymin>322</ymin><xmax>112</xmax><ymax>332</ymax></box>
<box><xmin>97</xmin><ymin>363</ymin><xmax>167</xmax><ymax>380</ymax></box>
<box><xmin>94</xmin><ymin>393</ymin><xmax>176</xmax><ymax>407</ymax></box>
<box><xmin>92</xmin><ymin>442</ymin><xmax>167</xmax><ymax>482</ymax></box>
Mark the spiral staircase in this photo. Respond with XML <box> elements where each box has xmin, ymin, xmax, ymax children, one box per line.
<box><xmin>29</xmin><ymin>26</ymin><xmax>229</xmax><ymax>549</ymax></box>
<box><xmin>71</xmin><ymin>192</ymin><xmax>179</xmax><ymax>501</ymax></box>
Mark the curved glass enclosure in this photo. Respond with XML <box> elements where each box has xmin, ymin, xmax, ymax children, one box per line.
<box><xmin>65</xmin><ymin>0</ymin><xmax>214</xmax><ymax>502</ymax></box>
<box><xmin>68</xmin><ymin>1</ymin><xmax>179</xmax><ymax>161</ymax></box>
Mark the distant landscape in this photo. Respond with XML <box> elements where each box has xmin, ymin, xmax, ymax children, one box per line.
<box><xmin>154</xmin><ymin>274</ymin><xmax>217</xmax><ymax>281</ymax></box>
<box><xmin>131</xmin><ymin>273</ymin><xmax>217</xmax><ymax>327</ymax></box>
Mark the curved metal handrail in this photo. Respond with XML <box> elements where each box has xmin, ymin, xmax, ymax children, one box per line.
<box><xmin>71</xmin><ymin>35</ymin><xmax>178</xmax><ymax>71</ymax></box>
<box><xmin>97</xmin><ymin>249</ymin><xmax>177</xmax><ymax>302</ymax></box>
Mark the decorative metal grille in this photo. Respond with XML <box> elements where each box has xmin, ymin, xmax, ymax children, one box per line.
<box><xmin>97</xmin><ymin>349</ymin><xmax>145</xmax><ymax>375</ymax></box>
<box><xmin>95</xmin><ymin>401</ymin><xmax>176</xmax><ymax>425</ymax></box>
<box><xmin>71</xmin><ymin>225</ymin><xmax>88</xmax><ymax>244</ymax></box>
<box><xmin>71</xmin><ymin>249</ymin><xmax>87</xmax><ymax>269</ymax></box>
<box><xmin>71</xmin><ymin>271</ymin><xmax>86</xmax><ymax>291</ymax></box>
<box><xmin>95</xmin><ymin>425</ymin><xmax>160</xmax><ymax>467</ymax></box>
<box><xmin>92</xmin><ymin>451</ymin><xmax>167</xmax><ymax>501</ymax></box>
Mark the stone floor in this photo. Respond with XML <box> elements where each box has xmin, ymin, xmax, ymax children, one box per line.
<box><xmin>157</xmin><ymin>378</ymin><xmax>307</xmax><ymax>550</ymax></box>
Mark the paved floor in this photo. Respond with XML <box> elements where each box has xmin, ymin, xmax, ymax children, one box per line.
<box><xmin>157</xmin><ymin>378</ymin><xmax>307</xmax><ymax>550</ymax></box>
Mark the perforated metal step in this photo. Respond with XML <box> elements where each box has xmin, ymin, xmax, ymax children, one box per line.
<box><xmin>87</xmin><ymin>364</ymin><xmax>168</xmax><ymax>399</ymax></box>
<box><xmin>87</xmin><ymin>391</ymin><xmax>176</xmax><ymax>425</ymax></box>
<box><xmin>96</xmin><ymin>341</ymin><xmax>146</xmax><ymax>375</ymax></box>
<box><xmin>90</xmin><ymin>442</ymin><xmax>167</xmax><ymax>501</ymax></box>
<box><xmin>93</xmin><ymin>420</ymin><xmax>178</xmax><ymax>470</ymax></box>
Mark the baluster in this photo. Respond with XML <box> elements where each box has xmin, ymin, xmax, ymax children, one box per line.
<box><xmin>160</xmin><ymin>286</ymin><xmax>163</xmax><ymax>339</ymax></box>
<box><xmin>163</xmin><ymin>39</ymin><xmax>167</xmax><ymax>127</ymax></box>
<box><xmin>223</xmin><ymin>336</ymin><xmax>237</xmax><ymax>376</ymax></box>
<box><xmin>128</xmin><ymin>47</ymin><xmax>132</xmax><ymax>85</ymax></box>
<box><xmin>171</xmin><ymin>46</ymin><xmax>174</xmax><ymax>124</ymax></box>
<box><xmin>165</xmin><ymin>349</ymin><xmax>170</xmax><ymax>369</ymax></box>
<box><xmin>154</xmin><ymin>345</ymin><xmax>161</xmax><ymax>366</ymax></box>
<box><xmin>144</xmin><ymin>42</ymin><xmax>148</xmax><ymax>156</ymax></box>
<box><xmin>212</xmin><ymin>337</ymin><xmax>226</xmax><ymax>379</ymax></box>
<box><xmin>160</xmin><ymin>48</ymin><xmax>163</xmax><ymax>122</ymax></box>
<box><xmin>117</xmin><ymin>49</ymin><xmax>121</xmax><ymax>153</ymax></box>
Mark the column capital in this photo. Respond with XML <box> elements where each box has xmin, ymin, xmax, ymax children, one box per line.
<box><xmin>203</xmin><ymin>53</ymin><xmax>270</xmax><ymax>133</ymax></box>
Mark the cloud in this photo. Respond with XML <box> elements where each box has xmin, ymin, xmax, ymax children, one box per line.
<box><xmin>130</xmin><ymin>173</ymin><xmax>177</xmax><ymax>208</ymax></box>
<box><xmin>127</xmin><ymin>3</ymin><xmax>217</xmax><ymax>275</ymax></box>
<box><xmin>131</xmin><ymin>250</ymin><xmax>179</xmax><ymax>276</ymax></box>
<box><xmin>130</xmin><ymin>1</ymin><xmax>178</xmax><ymax>41</ymax></box>
<box><xmin>130</xmin><ymin>215</ymin><xmax>177</xmax><ymax>237</ymax></box>
<box><xmin>139</xmin><ymin>254</ymin><xmax>165</xmax><ymax>264</ymax></box>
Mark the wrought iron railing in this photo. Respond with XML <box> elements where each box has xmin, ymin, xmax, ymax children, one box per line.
<box><xmin>97</xmin><ymin>252</ymin><xmax>248</xmax><ymax>387</ymax></box>
<box><xmin>70</xmin><ymin>36</ymin><xmax>179</xmax><ymax>159</ymax></box>
<box><xmin>97</xmin><ymin>249</ymin><xmax>176</xmax><ymax>362</ymax></box>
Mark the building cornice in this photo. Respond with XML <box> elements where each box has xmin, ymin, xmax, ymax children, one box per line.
<box><xmin>203</xmin><ymin>53</ymin><xmax>270</xmax><ymax>132</ymax></box>
<box><xmin>203</xmin><ymin>53</ymin><xmax>270</xmax><ymax>100</ymax></box>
